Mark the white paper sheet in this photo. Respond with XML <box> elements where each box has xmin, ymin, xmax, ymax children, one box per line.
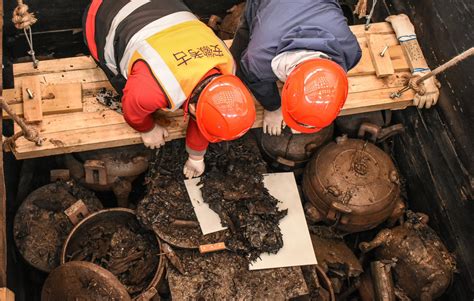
<box><xmin>249</xmin><ymin>172</ymin><xmax>317</xmax><ymax>270</ymax></box>
<box><xmin>184</xmin><ymin>173</ymin><xmax>317</xmax><ymax>270</ymax></box>
<box><xmin>184</xmin><ymin>178</ymin><xmax>227</xmax><ymax>235</ymax></box>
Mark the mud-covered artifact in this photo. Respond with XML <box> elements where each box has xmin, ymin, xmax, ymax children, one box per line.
<box><xmin>359</xmin><ymin>211</ymin><xmax>456</xmax><ymax>301</ymax></box>
<box><xmin>137</xmin><ymin>140</ymin><xmax>224</xmax><ymax>249</ymax></box>
<box><xmin>261</xmin><ymin>124</ymin><xmax>334</xmax><ymax>169</ymax></box>
<box><xmin>301</xmin><ymin>264</ymin><xmax>336</xmax><ymax>301</ymax></box>
<box><xmin>64</xmin><ymin>145</ymin><xmax>152</xmax><ymax>207</ymax></box>
<box><xmin>62</xmin><ymin>209</ymin><xmax>164</xmax><ymax>298</ymax></box>
<box><xmin>310</xmin><ymin>226</ymin><xmax>363</xmax><ymax>297</ymax></box>
<box><xmin>200</xmin><ymin>136</ymin><xmax>287</xmax><ymax>262</ymax></box>
<box><xmin>42</xmin><ymin>261</ymin><xmax>131</xmax><ymax>301</ymax></box>
<box><xmin>13</xmin><ymin>181</ymin><xmax>102</xmax><ymax>272</ymax></box>
<box><xmin>168</xmin><ymin>249</ymin><xmax>308</xmax><ymax>300</ymax></box>
<box><xmin>302</xmin><ymin>135</ymin><xmax>404</xmax><ymax>232</ymax></box>
<box><xmin>208</xmin><ymin>2</ymin><xmax>246</xmax><ymax>40</ymax></box>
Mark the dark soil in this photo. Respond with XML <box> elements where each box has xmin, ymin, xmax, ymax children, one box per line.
<box><xmin>96</xmin><ymin>88</ymin><xmax>122</xmax><ymax>113</ymax></box>
<box><xmin>168</xmin><ymin>249</ymin><xmax>308</xmax><ymax>300</ymax></box>
<box><xmin>66</xmin><ymin>218</ymin><xmax>159</xmax><ymax>297</ymax></box>
<box><xmin>137</xmin><ymin>140</ymin><xmax>225</xmax><ymax>249</ymax></box>
<box><xmin>200</xmin><ymin>136</ymin><xmax>287</xmax><ymax>262</ymax></box>
<box><xmin>13</xmin><ymin>181</ymin><xmax>103</xmax><ymax>272</ymax></box>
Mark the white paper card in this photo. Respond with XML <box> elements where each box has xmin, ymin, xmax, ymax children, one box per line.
<box><xmin>184</xmin><ymin>178</ymin><xmax>227</xmax><ymax>235</ymax></box>
<box><xmin>249</xmin><ymin>172</ymin><xmax>317</xmax><ymax>270</ymax></box>
<box><xmin>184</xmin><ymin>173</ymin><xmax>317</xmax><ymax>270</ymax></box>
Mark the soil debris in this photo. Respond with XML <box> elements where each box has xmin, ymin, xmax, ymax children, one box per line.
<box><xmin>96</xmin><ymin>88</ymin><xmax>122</xmax><ymax>113</ymax></box>
<box><xmin>67</xmin><ymin>218</ymin><xmax>159</xmax><ymax>297</ymax></box>
<box><xmin>14</xmin><ymin>181</ymin><xmax>102</xmax><ymax>272</ymax></box>
<box><xmin>137</xmin><ymin>140</ymin><xmax>224</xmax><ymax>248</ymax></box>
<box><xmin>168</xmin><ymin>249</ymin><xmax>308</xmax><ymax>300</ymax></box>
<box><xmin>200</xmin><ymin>136</ymin><xmax>287</xmax><ymax>262</ymax></box>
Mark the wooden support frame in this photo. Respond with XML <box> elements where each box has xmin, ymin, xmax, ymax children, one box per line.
<box><xmin>6</xmin><ymin>21</ymin><xmax>422</xmax><ymax>160</ymax></box>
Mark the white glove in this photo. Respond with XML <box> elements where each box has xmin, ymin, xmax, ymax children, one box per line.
<box><xmin>263</xmin><ymin>108</ymin><xmax>285</xmax><ymax>136</ymax></box>
<box><xmin>412</xmin><ymin>71</ymin><xmax>440</xmax><ymax>109</ymax></box>
<box><xmin>140</xmin><ymin>124</ymin><xmax>169</xmax><ymax>149</ymax></box>
<box><xmin>385</xmin><ymin>14</ymin><xmax>416</xmax><ymax>42</ymax></box>
<box><xmin>183</xmin><ymin>157</ymin><xmax>205</xmax><ymax>179</ymax></box>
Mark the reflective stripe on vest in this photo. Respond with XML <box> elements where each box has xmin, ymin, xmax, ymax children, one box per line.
<box><xmin>104</xmin><ymin>0</ymin><xmax>151</xmax><ymax>75</ymax></box>
<box><xmin>120</xmin><ymin>17</ymin><xmax>235</xmax><ymax>111</ymax></box>
<box><xmin>119</xmin><ymin>11</ymin><xmax>197</xmax><ymax>78</ymax></box>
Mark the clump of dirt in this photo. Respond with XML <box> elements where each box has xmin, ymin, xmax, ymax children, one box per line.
<box><xmin>67</xmin><ymin>218</ymin><xmax>159</xmax><ymax>297</ymax></box>
<box><xmin>137</xmin><ymin>140</ymin><xmax>224</xmax><ymax>248</ymax></box>
<box><xmin>168</xmin><ymin>249</ymin><xmax>308</xmax><ymax>300</ymax></box>
<box><xmin>14</xmin><ymin>181</ymin><xmax>103</xmax><ymax>272</ymax></box>
<box><xmin>96</xmin><ymin>88</ymin><xmax>122</xmax><ymax>113</ymax></box>
<box><xmin>200</xmin><ymin>136</ymin><xmax>287</xmax><ymax>262</ymax></box>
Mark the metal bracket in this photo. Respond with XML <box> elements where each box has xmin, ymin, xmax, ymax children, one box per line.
<box><xmin>84</xmin><ymin>160</ymin><xmax>108</xmax><ymax>186</ymax></box>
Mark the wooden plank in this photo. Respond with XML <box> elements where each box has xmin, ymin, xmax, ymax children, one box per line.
<box><xmin>349</xmin><ymin>44</ymin><xmax>408</xmax><ymax>76</ymax></box>
<box><xmin>3</xmin><ymin>83</ymin><xmax>83</xmax><ymax>118</ymax></box>
<box><xmin>0</xmin><ymin>288</ymin><xmax>14</xmax><ymax>301</ymax></box>
<box><xmin>367</xmin><ymin>34</ymin><xmax>395</xmax><ymax>78</ymax></box>
<box><xmin>14</xmin><ymin>68</ymin><xmax>108</xmax><ymax>87</ymax></box>
<box><xmin>12</xmin><ymin>86</ymin><xmax>409</xmax><ymax>160</ymax></box>
<box><xmin>21</xmin><ymin>76</ymin><xmax>43</xmax><ymax>122</ymax></box>
<box><xmin>351</xmin><ymin>22</ymin><xmax>394</xmax><ymax>38</ymax></box>
<box><xmin>341</xmin><ymin>87</ymin><xmax>415</xmax><ymax>115</ymax></box>
<box><xmin>14</xmin><ymin>56</ymin><xmax>98</xmax><ymax>77</ymax></box>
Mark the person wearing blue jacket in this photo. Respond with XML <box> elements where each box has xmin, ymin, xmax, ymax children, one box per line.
<box><xmin>231</xmin><ymin>0</ymin><xmax>362</xmax><ymax>135</ymax></box>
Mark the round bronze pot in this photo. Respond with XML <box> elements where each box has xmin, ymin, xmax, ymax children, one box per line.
<box><xmin>302</xmin><ymin>135</ymin><xmax>401</xmax><ymax>233</ymax></box>
<box><xmin>13</xmin><ymin>182</ymin><xmax>103</xmax><ymax>273</ymax></box>
<box><xmin>261</xmin><ymin>124</ymin><xmax>334</xmax><ymax>169</ymax></box>
<box><xmin>61</xmin><ymin>208</ymin><xmax>166</xmax><ymax>300</ymax></box>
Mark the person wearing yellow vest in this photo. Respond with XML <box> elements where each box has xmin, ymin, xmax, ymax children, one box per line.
<box><xmin>83</xmin><ymin>0</ymin><xmax>256</xmax><ymax>179</ymax></box>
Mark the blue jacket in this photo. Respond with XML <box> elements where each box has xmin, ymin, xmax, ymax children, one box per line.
<box><xmin>232</xmin><ymin>0</ymin><xmax>362</xmax><ymax>111</ymax></box>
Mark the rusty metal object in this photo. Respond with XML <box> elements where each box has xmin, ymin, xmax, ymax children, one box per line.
<box><xmin>302</xmin><ymin>134</ymin><xmax>402</xmax><ymax>233</ymax></box>
<box><xmin>13</xmin><ymin>182</ymin><xmax>102</xmax><ymax>272</ymax></box>
<box><xmin>310</xmin><ymin>227</ymin><xmax>363</xmax><ymax>279</ymax></box>
<box><xmin>302</xmin><ymin>264</ymin><xmax>336</xmax><ymax>301</ymax></box>
<box><xmin>0</xmin><ymin>96</ymin><xmax>42</xmax><ymax>149</ymax></box>
<box><xmin>64</xmin><ymin>199</ymin><xmax>90</xmax><ymax>225</ymax></box>
<box><xmin>336</xmin><ymin>111</ymin><xmax>386</xmax><ymax>137</ymax></box>
<box><xmin>371</xmin><ymin>261</ymin><xmax>396</xmax><ymax>301</ymax></box>
<box><xmin>42</xmin><ymin>261</ymin><xmax>132</xmax><ymax>301</ymax></box>
<box><xmin>359</xmin><ymin>211</ymin><xmax>456</xmax><ymax>300</ymax></box>
<box><xmin>62</xmin><ymin>208</ymin><xmax>166</xmax><ymax>300</ymax></box>
<box><xmin>64</xmin><ymin>145</ymin><xmax>152</xmax><ymax>207</ymax></box>
<box><xmin>162</xmin><ymin>242</ymin><xmax>185</xmax><ymax>275</ymax></box>
<box><xmin>261</xmin><ymin>124</ymin><xmax>334</xmax><ymax>169</ymax></box>
<box><xmin>357</xmin><ymin>122</ymin><xmax>405</xmax><ymax>143</ymax></box>
<box><xmin>309</xmin><ymin>226</ymin><xmax>363</xmax><ymax>297</ymax></box>
<box><xmin>208</xmin><ymin>3</ymin><xmax>246</xmax><ymax>40</ymax></box>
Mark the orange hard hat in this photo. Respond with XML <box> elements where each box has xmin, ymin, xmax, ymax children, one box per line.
<box><xmin>281</xmin><ymin>58</ymin><xmax>348</xmax><ymax>133</ymax></box>
<box><xmin>196</xmin><ymin>74</ymin><xmax>256</xmax><ymax>143</ymax></box>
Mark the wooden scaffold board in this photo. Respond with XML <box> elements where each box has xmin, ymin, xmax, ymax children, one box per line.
<box><xmin>6</xmin><ymin>22</ymin><xmax>420</xmax><ymax>160</ymax></box>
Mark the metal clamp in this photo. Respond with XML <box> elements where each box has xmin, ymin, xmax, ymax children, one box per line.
<box><xmin>84</xmin><ymin>160</ymin><xmax>108</xmax><ymax>186</ymax></box>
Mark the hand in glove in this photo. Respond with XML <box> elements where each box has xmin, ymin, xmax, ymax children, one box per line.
<box><xmin>263</xmin><ymin>108</ymin><xmax>285</xmax><ymax>136</ymax></box>
<box><xmin>411</xmin><ymin>71</ymin><xmax>440</xmax><ymax>109</ymax></box>
<box><xmin>140</xmin><ymin>124</ymin><xmax>169</xmax><ymax>149</ymax></box>
<box><xmin>183</xmin><ymin>156</ymin><xmax>205</xmax><ymax>179</ymax></box>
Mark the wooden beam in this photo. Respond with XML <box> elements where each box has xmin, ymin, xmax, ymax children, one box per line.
<box><xmin>21</xmin><ymin>76</ymin><xmax>43</xmax><ymax>122</ymax></box>
<box><xmin>0</xmin><ymin>288</ymin><xmax>14</xmax><ymax>301</ymax></box>
<box><xmin>367</xmin><ymin>34</ymin><xmax>395</xmax><ymax>77</ymax></box>
<box><xmin>3</xmin><ymin>83</ymin><xmax>83</xmax><ymax>119</ymax></box>
<box><xmin>11</xmin><ymin>86</ymin><xmax>413</xmax><ymax>160</ymax></box>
